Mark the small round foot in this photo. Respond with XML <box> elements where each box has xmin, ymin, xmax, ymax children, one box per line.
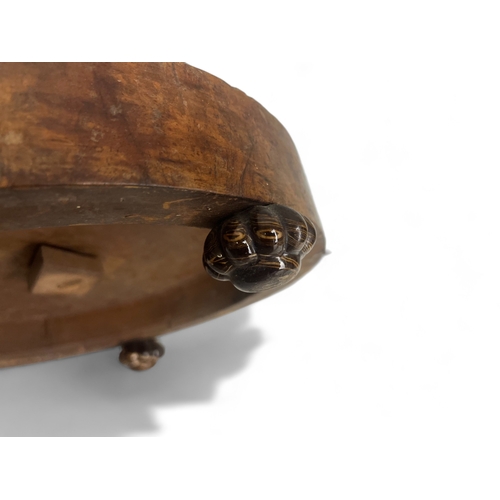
<box><xmin>119</xmin><ymin>338</ymin><xmax>165</xmax><ymax>371</ymax></box>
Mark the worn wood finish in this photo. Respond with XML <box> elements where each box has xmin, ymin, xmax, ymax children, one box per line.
<box><xmin>0</xmin><ymin>62</ymin><xmax>325</xmax><ymax>368</ymax></box>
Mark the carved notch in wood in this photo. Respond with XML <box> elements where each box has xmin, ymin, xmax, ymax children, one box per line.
<box><xmin>203</xmin><ymin>204</ymin><xmax>316</xmax><ymax>293</ymax></box>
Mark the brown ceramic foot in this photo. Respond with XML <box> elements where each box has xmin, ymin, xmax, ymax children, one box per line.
<box><xmin>119</xmin><ymin>339</ymin><xmax>165</xmax><ymax>371</ymax></box>
<box><xmin>203</xmin><ymin>204</ymin><xmax>316</xmax><ymax>293</ymax></box>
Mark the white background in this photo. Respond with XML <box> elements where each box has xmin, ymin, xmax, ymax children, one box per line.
<box><xmin>1</xmin><ymin>1</ymin><xmax>500</xmax><ymax>499</ymax></box>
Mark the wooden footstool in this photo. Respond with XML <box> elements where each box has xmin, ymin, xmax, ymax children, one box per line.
<box><xmin>0</xmin><ymin>63</ymin><xmax>325</xmax><ymax>369</ymax></box>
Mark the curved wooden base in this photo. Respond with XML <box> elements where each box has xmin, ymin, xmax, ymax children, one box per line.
<box><xmin>0</xmin><ymin>186</ymin><xmax>324</xmax><ymax>368</ymax></box>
